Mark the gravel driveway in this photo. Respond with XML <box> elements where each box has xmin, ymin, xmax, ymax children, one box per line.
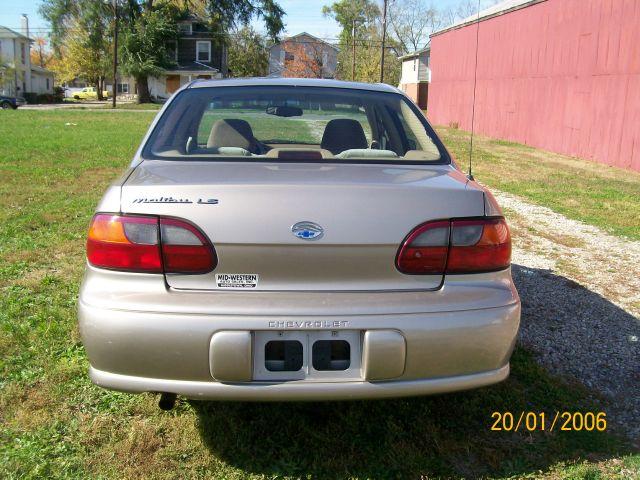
<box><xmin>493</xmin><ymin>190</ymin><xmax>640</xmax><ymax>441</ymax></box>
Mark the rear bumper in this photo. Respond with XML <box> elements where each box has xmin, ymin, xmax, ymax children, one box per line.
<box><xmin>89</xmin><ymin>364</ymin><xmax>510</xmax><ymax>401</ymax></box>
<box><xmin>78</xmin><ymin>266</ymin><xmax>520</xmax><ymax>400</ymax></box>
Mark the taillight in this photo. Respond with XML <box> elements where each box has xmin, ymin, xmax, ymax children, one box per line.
<box><xmin>87</xmin><ymin>214</ymin><xmax>162</xmax><ymax>272</ymax></box>
<box><xmin>396</xmin><ymin>217</ymin><xmax>511</xmax><ymax>275</ymax></box>
<box><xmin>87</xmin><ymin>214</ymin><xmax>216</xmax><ymax>274</ymax></box>
<box><xmin>160</xmin><ymin>218</ymin><xmax>216</xmax><ymax>273</ymax></box>
<box><xmin>396</xmin><ymin>220</ymin><xmax>449</xmax><ymax>274</ymax></box>
<box><xmin>447</xmin><ymin>218</ymin><xmax>511</xmax><ymax>273</ymax></box>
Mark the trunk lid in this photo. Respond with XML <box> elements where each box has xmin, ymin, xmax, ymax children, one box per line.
<box><xmin>121</xmin><ymin>160</ymin><xmax>485</xmax><ymax>291</ymax></box>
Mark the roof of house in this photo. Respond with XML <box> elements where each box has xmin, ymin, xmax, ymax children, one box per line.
<box><xmin>189</xmin><ymin>77</ymin><xmax>397</xmax><ymax>93</ymax></box>
<box><xmin>0</xmin><ymin>25</ymin><xmax>32</xmax><ymax>41</ymax></box>
<box><xmin>398</xmin><ymin>43</ymin><xmax>430</xmax><ymax>61</ymax></box>
<box><xmin>31</xmin><ymin>65</ymin><xmax>54</xmax><ymax>75</ymax></box>
<box><xmin>431</xmin><ymin>0</ymin><xmax>546</xmax><ymax>37</ymax></box>
<box><xmin>164</xmin><ymin>61</ymin><xmax>220</xmax><ymax>74</ymax></box>
<box><xmin>270</xmin><ymin>32</ymin><xmax>339</xmax><ymax>52</ymax></box>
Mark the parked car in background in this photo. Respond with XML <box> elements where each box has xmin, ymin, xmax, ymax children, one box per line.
<box><xmin>73</xmin><ymin>87</ymin><xmax>110</xmax><ymax>100</ymax></box>
<box><xmin>0</xmin><ymin>95</ymin><xmax>26</xmax><ymax>109</ymax></box>
<box><xmin>79</xmin><ymin>78</ymin><xmax>520</xmax><ymax>408</ymax></box>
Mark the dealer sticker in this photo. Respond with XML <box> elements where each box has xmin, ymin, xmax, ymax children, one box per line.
<box><xmin>216</xmin><ymin>273</ymin><xmax>259</xmax><ymax>289</ymax></box>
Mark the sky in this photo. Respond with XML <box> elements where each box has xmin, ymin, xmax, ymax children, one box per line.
<box><xmin>0</xmin><ymin>0</ymin><xmax>486</xmax><ymax>42</ymax></box>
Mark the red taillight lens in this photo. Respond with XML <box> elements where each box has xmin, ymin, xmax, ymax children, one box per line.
<box><xmin>447</xmin><ymin>218</ymin><xmax>511</xmax><ymax>273</ymax></box>
<box><xmin>396</xmin><ymin>220</ymin><xmax>450</xmax><ymax>274</ymax></box>
<box><xmin>87</xmin><ymin>214</ymin><xmax>216</xmax><ymax>274</ymax></box>
<box><xmin>87</xmin><ymin>214</ymin><xmax>162</xmax><ymax>272</ymax></box>
<box><xmin>396</xmin><ymin>217</ymin><xmax>511</xmax><ymax>275</ymax></box>
<box><xmin>160</xmin><ymin>218</ymin><xmax>217</xmax><ymax>273</ymax></box>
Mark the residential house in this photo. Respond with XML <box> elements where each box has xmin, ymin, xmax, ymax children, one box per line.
<box><xmin>0</xmin><ymin>15</ymin><xmax>54</xmax><ymax>97</ymax></box>
<box><xmin>398</xmin><ymin>44</ymin><xmax>430</xmax><ymax>109</ymax></box>
<box><xmin>114</xmin><ymin>16</ymin><xmax>227</xmax><ymax>99</ymax></box>
<box><xmin>268</xmin><ymin>32</ymin><xmax>339</xmax><ymax>79</ymax></box>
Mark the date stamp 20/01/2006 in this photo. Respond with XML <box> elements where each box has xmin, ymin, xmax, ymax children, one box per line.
<box><xmin>491</xmin><ymin>411</ymin><xmax>607</xmax><ymax>432</ymax></box>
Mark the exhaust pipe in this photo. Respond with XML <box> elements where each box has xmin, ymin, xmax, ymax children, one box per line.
<box><xmin>158</xmin><ymin>392</ymin><xmax>177</xmax><ymax>411</ymax></box>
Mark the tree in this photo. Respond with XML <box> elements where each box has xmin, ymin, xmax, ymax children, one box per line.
<box><xmin>227</xmin><ymin>26</ymin><xmax>268</xmax><ymax>77</ymax></box>
<box><xmin>0</xmin><ymin>57</ymin><xmax>16</xmax><ymax>95</ymax></box>
<box><xmin>119</xmin><ymin>3</ymin><xmax>180</xmax><ymax>103</ymax></box>
<box><xmin>66</xmin><ymin>17</ymin><xmax>112</xmax><ymax>95</ymax></box>
<box><xmin>353</xmin><ymin>22</ymin><xmax>402</xmax><ymax>84</ymax></box>
<box><xmin>441</xmin><ymin>0</ymin><xmax>503</xmax><ymax>27</ymax></box>
<box><xmin>40</xmin><ymin>0</ymin><xmax>112</xmax><ymax>99</ymax></box>
<box><xmin>322</xmin><ymin>0</ymin><xmax>380</xmax><ymax>80</ymax></box>
<box><xmin>30</xmin><ymin>36</ymin><xmax>53</xmax><ymax>68</ymax></box>
<box><xmin>42</xmin><ymin>0</ymin><xmax>285</xmax><ymax>103</ymax></box>
<box><xmin>388</xmin><ymin>0</ymin><xmax>441</xmax><ymax>54</ymax></box>
<box><xmin>281</xmin><ymin>40</ymin><xmax>324</xmax><ymax>78</ymax></box>
<box><xmin>46</xmin><ymin>47</ymin><xmax>77</xmax><ymax>85</ymax></box>
<box><xmin>120</xmin><ymin>0</ymin><xmax>285</xmax><ymax>102</ymax></box>
<box><xmin>203</xmin><ymin>0</ymin><xmax>284</xmax><ymax>41</ymax></box>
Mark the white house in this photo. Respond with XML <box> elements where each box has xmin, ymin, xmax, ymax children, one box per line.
<box><xmin>0</xmin><ymin>15</ymin><xmax>54</xmax><ymax>98</ymax></box>
<box><xmin>398</xmin><ymin>44</ymin><xmax>430</xmax><ymax>109</ymax></box>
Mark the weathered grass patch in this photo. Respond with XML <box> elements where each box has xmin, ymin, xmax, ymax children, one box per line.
<box><xmin>0</xmin><ymin>111</ymin><xmax>637</xmax><ymax>479</ymax></box>
<box><xmin>436</xmin><ymin>127</ymin><xmax>640</xmax><ymax>241</ymax></box>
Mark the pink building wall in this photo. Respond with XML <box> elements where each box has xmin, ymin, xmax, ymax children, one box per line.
<box><xmin>428</xmin><ymin>0</ymin><xmax>640</xmax><ymax>171</ymax></box>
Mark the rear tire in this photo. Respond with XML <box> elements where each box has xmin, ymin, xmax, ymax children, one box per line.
<box><xmin>73</xmin><ymin>95</ymin><xmax>80</xmax><ymax>100</ymax></box>
<box><xmin>1</xmin><ymin>101</ymin><xmax>13</xmax><ymax>110</ymax></box>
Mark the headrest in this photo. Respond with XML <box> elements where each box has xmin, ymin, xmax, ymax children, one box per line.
<box><xmin>320</xmin><ymin>119</ymin><xmax>368</xmax><ymax>154</ymax></box>
<box><xmin>207</xmin><ymin>119</ymin><xmax>257</xmax><ymax>151</ymax></box>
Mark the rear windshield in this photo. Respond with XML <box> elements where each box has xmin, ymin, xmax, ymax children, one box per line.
<box><xmin>143</xmin><ymin>86</ymin><xmax>448</xmax><ymax>163</ymax></box>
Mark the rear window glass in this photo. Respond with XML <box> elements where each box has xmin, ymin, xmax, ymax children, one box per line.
<box><xmin>144</xmin><ymin>86</ymin><xmax>448</xmax><ymax>163</ymax></box>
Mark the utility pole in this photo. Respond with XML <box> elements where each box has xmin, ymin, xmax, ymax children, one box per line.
<box><xmin>380</xmin><ymin>0</ymin><xmax>388</xmax><ymax>83</ymax></box>
<box><xmin>112</xmin><ymin>0</ymin><xmax>118</xmax><ymax>109</ymax></box>
<box><xmin>351</xmin><ymin>20</ymin><xmax>356</xmax><ymax>81</ymax></box>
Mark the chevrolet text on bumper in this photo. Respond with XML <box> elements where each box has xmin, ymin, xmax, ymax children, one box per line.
<box><xmin>78</xmin><ymin>78</ymin><xmax>521</xmax><ymax>404</ymax></box>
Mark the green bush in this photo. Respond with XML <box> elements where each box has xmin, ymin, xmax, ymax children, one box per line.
<box><xmin>23</xmin><ymin>92</ymin><xmax>38</xmax><ymax>104</ymax></box>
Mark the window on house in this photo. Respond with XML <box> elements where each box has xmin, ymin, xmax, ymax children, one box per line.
<box><xmin>46</xmin><ymin>78</ymin><xmax>50</xmax><ymax>90</ymax></box>
<box><xmin>285</xmin><ymin>51</ymin><xmax>294</xmax><ymax>61</ymax></box>
<box><xmin>167</xmin><ymin>40</ymin><xmax>178</xmax><ymax>61</ymax></box>
<box><xmin>117</xmin><ymin>83</ymin><xmax>129</xmax><ymax>94</ymax></box>
<box><xmin>322</xmin><ymin>51</ymin><xmax>328</xmax><ymax>67</ymax></box>
<box><xmin>21</xmin><ymin>43</ymin><xmax>26</xmax><ymax>64</ymax></box>
<box><xmin>413</xmin><ymin>59</ymin><xmax>416</xmax><ymax>71</ymax></box>
<box><xmin>179</xmin><ymin>23</ymin><xmax>192</xmax><ymax>35</ymax></box>
<box><xmin>196</xmin><ymin>41</ymin><xmax>211</xmax><ymax>62</ymax></box>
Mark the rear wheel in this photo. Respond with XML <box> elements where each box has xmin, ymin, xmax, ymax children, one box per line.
<box><xmin>73</xmin><ymin>95</ymin><xmax>80</xmax><ymax>100</ymax></box>
<box><xmin>1</xmin><ymin>101</ymin><xmax>13</xmax><ymax>110</ymax></box>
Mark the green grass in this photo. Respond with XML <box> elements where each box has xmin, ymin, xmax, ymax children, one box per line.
<box><xmin>198</xmin><ymin>109</ymin><xmax>321</xmax><ymax>144</ymax></box>
<box><xmin>0</xmin><ymin>110</ymin><xmax>638</xmax><ymax>479</ymax></box>
<box><xmin>436</xmin><ymin>127</ymin><xmax>640</xmax><ymax>241</ymax></box>
<box><xmin>197</xmin><ymin>108</ymin><xmax>371</xmax><ymax>145</ymax></box>
<box><xmin>104</xmin><ymin>102</ymin><xmax>163</xmax><ymax>110</ymax></box>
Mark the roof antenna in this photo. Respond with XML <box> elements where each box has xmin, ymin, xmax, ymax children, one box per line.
<box><xmin>467</xmin><ymin>0</ymin><xmax>482</xmax><ymax>182</ymax></box>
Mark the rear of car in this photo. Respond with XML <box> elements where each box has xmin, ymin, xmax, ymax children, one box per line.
<box><xmin>0</xmin><ymin>95</ymin><xmax>24</xmax><ymax>109</ymax></box>
<box><xmin>78</xmin><ymin>79</ymin><xmax>520</xmax><ymax>401</ymax></box>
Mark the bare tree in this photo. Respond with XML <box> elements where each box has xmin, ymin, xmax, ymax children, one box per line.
<box><xmin>388</xmin><ymin>0</ymin><xmax>441</xmax><ymax>54</ymax></box>
<box><xmin>440</xmin><ymin>0</ymin><xmax>503</xmax><ymax>27</ymax></box>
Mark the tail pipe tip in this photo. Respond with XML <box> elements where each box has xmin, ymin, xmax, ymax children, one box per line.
<box><xmin>158</xmin><ymin>392</ymin><xmax>177</xmax><ymax>411</ymax></box>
